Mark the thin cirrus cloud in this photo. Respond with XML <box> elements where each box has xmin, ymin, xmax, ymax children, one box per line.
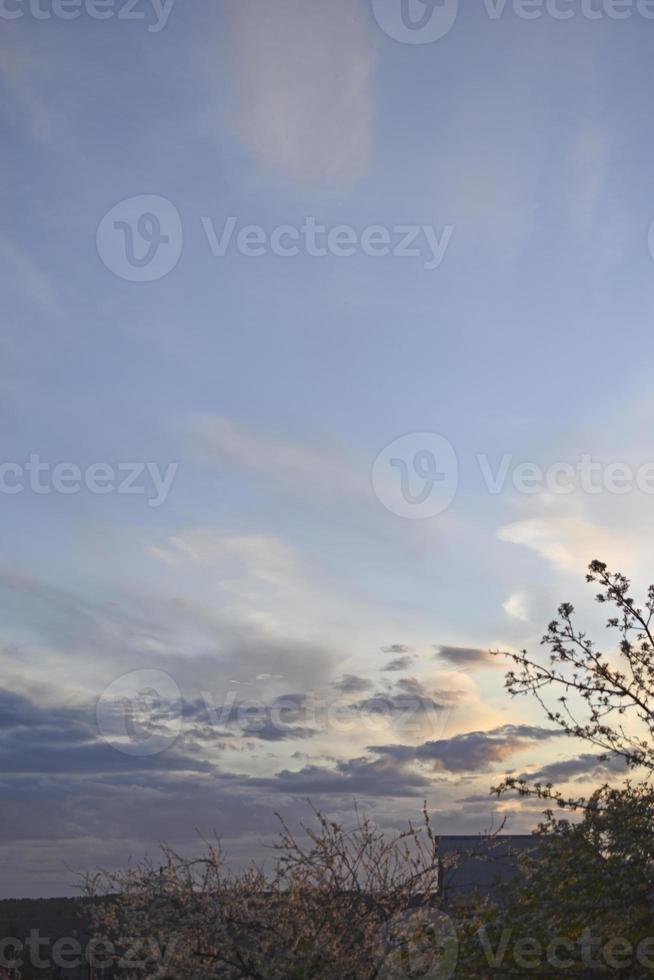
<box><xmin>0</xmin><ymin>38</ymin><xmax>69</xmax><ymax>148</ymax></box>
<box><xmin>0</xmin><ymin>236</ymin><xmax>68</xmax><ymax>320</ymax></box>
<box><xmin>219</xmin><ymin>0</ymin><xmax>377</xmax><ymax>184</ymax></box>
<box><xmin>150</xmin><ymin>530</ymin><xmax>300</xmax><ymax>590</ymax></box>
<box><xmin>182</xmin><ymin>414</ymin><xmax>365</xmax><ymax>498</ymax></box>
<box><xmin>0</xmin><ymin>563</ymin><xmax>338</xmax><ymax>693</ymax></box>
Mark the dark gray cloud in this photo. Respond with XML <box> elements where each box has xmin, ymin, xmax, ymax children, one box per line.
<box><xmin>0</xmin><ymin>688</ymin><xmax>90</xmax><ymax>734</ymax></box>
<box><xmin>332</xmin><ymin>674</ymin><xmax>373</xmax><ymax>694</ymax></box>
<box><xmin>433</xmin><ymin>645</ymin><xmax>497</xmax><ymax>668</ymax></box>
<box><xmin>0</xmin><ymin>681</ymin><xmax>557</xmax><ymax>898</ymax></box>
<box><xmin>393</xmin><ymin>678</ymin><xmax>427</xmax><ymax>696</ymax></box>
<box><xmin>352</xmin><ymin>677</ymin><xmax>446</xmax><ymax>725</ymax></box>
<box><xmin>0</xmin><ymin>767</ymin><xmax>295</xmax><ymax>891</ymax></box>
<box><xmin>0</xmin><ymin>684</ymin><xmax>329</xmax><ymax>894</ymax></box>
<box><xmin>250</xmin><ymin>757</ymin><xmax>431</xmax><ymax>797</ymax></box>
<box><xmin>186</xmin><ymin>692</ymin><xmax>317</xmax><ymax>741</ymax></box>
<box><xmin>354</xmin><ymin>693</ymin><xmax>445</xmax><ymax>717</ymax></box>
<box><xmin>523</xmin><ymin>752</ymin><xmax>628</xmax><ymax>784</ymax></box>
<box><xmin>371</xmin><ymin>725</ymin><xmax>564</xmax><ymax>773</ymax></box>
<box><xmin>0</xmin><ymin>688</ymin><xmax>211</xmax><ymax>775</ymax></box>
<box><xmin>382</xmin><ymin>655</ymin><xmax>415</xmax><ymax>672</ymax></box>
<box><xmin>395</xmin><ymin>677</ymin><xmax>463</xmax><ymax>703</ymax></box>
<box><xmin>240</xmin><ymin>720</ymin><xmax>317</xmax><ymax>741</ymax></box>
<box><xmin>0</xmin><ymin>736</ymin><xmax>211</xmax><ymax>775</ymax></box>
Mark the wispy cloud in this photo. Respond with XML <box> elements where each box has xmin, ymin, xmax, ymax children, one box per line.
<box><xmin>182</xmin><ymin>414</ymin><xmax>365</xmax><ymax>497</ymax></box>
<box><xmin>0</xmin><ymin>40</ymin><xmax>71</xmax><ymax>148</ymax></box>
<box><xmin>0</xmin><ymin>236</ymin><xmax>67</xmax><ymax>320</ymax></box>
<box><xmin>217</xmin><ymin>0</ymin><xmax>377</xmax><ymax>185</ymax></box>
<box><xmin>502</xmin><ymin>592</ymin><xmax>529</xmax><ymax>623</ymax></box>
<box><xmin>498</xmin><ymin>507</ymin><xmax>642</xmax><ymax>575</ymax></box>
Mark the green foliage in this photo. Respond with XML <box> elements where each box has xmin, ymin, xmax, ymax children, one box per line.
<box><xmin>457</xmin><ymin>782</ymin><xmax>654</xmax><ymax>977</ymax></box>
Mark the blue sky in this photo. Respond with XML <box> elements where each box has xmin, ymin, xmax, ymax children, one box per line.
<box><xmin>2</xmin><ymin>0</ymin><xmax>654</xmax><ymax>897</ymax></box>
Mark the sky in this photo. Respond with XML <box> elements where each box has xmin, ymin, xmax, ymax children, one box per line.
<box><xmin>2</xmin><ymin>0</ymin><xmax>654</xmax><ymax>897</ymax></box>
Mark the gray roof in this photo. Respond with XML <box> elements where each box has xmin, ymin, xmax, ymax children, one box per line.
<box><xmin>436</xmin><ymin>835</ymin><xmax>538</xmax><ymax>905</ymax></box>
